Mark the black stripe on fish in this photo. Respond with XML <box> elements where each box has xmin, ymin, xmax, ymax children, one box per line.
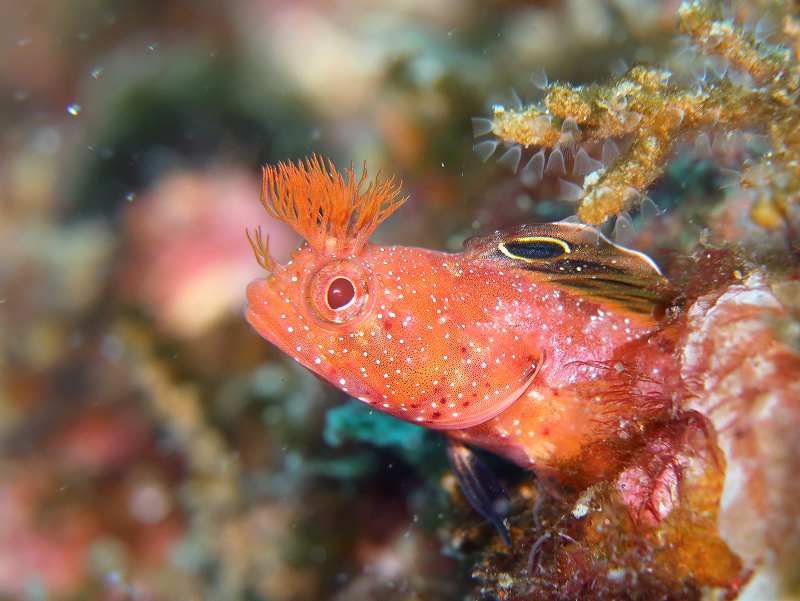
<box><xmin>498</xmin><ymin>236</ymin><xmax>571</xmax><ymax>261</ymax></box>
<box><xmin>467</xmin><ymin>222</ymin><xmax>673</xmax><ymax>318</ymax></box>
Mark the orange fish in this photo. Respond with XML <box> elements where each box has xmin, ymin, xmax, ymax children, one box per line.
<box><xmin>245</xmin><ymin>156</ymin><xmax>678</xmax><ymax>527</ymax></box>
<box><xmin>246</xmin><ymin>156</ymin><xmax>800</xmax><ymax>591</ymax></box>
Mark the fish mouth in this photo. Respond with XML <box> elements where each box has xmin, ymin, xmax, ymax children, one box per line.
<box><xmin>245</xmin><ymin>277</ymin><xmax>375</xmax><ymax>402</ymax></box>
<box><xmin>245</xmin><ymin>278</ymin><xmax>286</xmax><ymax>351</ymax></box>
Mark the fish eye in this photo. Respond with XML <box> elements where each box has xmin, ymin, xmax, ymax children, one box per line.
<box><xmin>306</xmin><ymin>261</ymin><xmax>372</xmax><ymax>325</ymax></box>
<box><xmin>326</xmin><ymin>277</ymin><xmax>356</xmax><ymax>310</ymax></box>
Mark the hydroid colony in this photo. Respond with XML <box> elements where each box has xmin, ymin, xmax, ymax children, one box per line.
<box><xmin>477</xmin><ymin>1</ymin><xmax>800</xmax><ymax>230</ymax></box>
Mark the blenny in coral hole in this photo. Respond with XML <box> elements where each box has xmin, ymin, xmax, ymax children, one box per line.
<box><xmin>246</xmin><ymin>156</ymin><xmax>800</xmax><ymax>593</ymax></box>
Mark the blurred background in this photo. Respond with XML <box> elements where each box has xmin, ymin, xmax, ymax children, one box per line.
<box><xmin>0</xmin><ymin>0</ymin><xmax>749</xmax><ymax>599</ymax></box>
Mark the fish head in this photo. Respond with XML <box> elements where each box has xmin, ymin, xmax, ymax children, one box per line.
<box><xmin>248</xmin><ymin>240</ymin><xmax>542</xmax><ymax>430</ymax></box>
<box><xmin>245</xmin><ymin>157</ymin><xmax>541</xmax><ymax>430</ymax></box>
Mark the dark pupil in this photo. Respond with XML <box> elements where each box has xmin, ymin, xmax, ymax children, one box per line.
<box><xmin>327</xmin><ymin>277</ymin><xmax>355</xmax><ymax>310</ymax></box>
<box><xmin>504</xmin><ymin>240</ymin><xmax>565</xmax><ymax>259</ymax></box>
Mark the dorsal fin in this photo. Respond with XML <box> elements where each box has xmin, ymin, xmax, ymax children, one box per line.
<box><xmin>465</xmin><ymin>222</ymin><xmax>672</xmax><ymax>317</ymax></box>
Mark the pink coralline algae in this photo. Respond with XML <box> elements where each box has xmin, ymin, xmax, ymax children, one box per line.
<box><xmin>123</xmin><ymin>168</ymin><xmax>296</xmax><ymax>338</ymax></box>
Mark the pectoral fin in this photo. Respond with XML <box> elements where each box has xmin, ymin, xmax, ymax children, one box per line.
<box><xmin>447</xmin><ymin>440</ymin><xmax>512</xmax><ymax>547</ymax></box>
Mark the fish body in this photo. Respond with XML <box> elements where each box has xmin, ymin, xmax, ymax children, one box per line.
<box><xmin>245</xmin><ymin>157</ymin><xmax>800</xmax><ymax>594</ymax></box>
<box><xmin>245</xmin><ymin>157</ymin><xmax>676</xmax><ymax>487</ymax></box>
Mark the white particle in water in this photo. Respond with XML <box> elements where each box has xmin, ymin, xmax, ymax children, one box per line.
<box><xmin>66</xmin><ymin>103</ymin><xmax>82</xmax><ymax>116</ymax></box>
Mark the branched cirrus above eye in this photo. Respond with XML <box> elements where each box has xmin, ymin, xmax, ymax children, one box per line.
<box><xmin>326</xmin><ymin>277</ymin><xmax>356</xmax><ymax>310</ymax></box>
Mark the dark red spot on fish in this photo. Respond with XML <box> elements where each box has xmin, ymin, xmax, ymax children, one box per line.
<box><xmin>384</xmin><ymin>320</ymin><xmax>393</xmax><ymax>330</ymax></box>
<box><xmin>326</xmin><ymin>277</ymin><xmax>355</xmax><ymax>310</ymax></box>
<box><xmin>432</xmin><ymin>412</ymin><xmax>441</xmax><ymax>419</ymax></box>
